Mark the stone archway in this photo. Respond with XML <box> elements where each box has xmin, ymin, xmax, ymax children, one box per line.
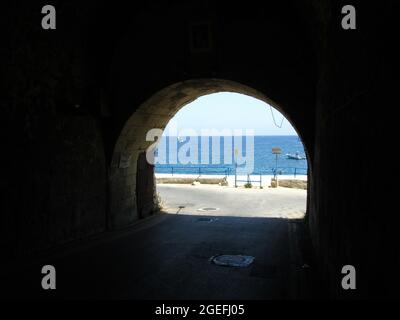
<box><xmin>109</xmin><ymin>78</ymin><xmax>310</xmax><ymax>229</ymax></box>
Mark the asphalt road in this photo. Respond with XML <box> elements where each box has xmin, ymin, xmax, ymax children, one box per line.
<box><xmin>2</xmin><ymin>185</ymin><xmax>311</xmax><ymax>299</ymax></box>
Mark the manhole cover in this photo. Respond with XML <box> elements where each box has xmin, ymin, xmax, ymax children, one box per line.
<box><xmin>197</xmin><ymin>207</ymin><xmax>219</xmax><ymax>212</ymax></box>
<box><xmin>210</xmin><ymin>255</ymin><xmax>255</xmax><ymax>267</ymax></box>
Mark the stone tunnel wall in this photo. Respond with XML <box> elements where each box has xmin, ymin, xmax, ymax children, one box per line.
<box><xmin>1</xmin><ymin>2</ymin><xmax>108</xmax><ymax>258</ymax></box>
<box><xmin>308</xmin><ymin>0</ymin><xmax>398</xmax><ymax>298</ymax></box>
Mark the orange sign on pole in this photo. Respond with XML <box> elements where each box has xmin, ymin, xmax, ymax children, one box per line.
<box><xmin>272</xmin><ymin>148</ymin><xmax>282</xmax><ymax>154</ymax></box>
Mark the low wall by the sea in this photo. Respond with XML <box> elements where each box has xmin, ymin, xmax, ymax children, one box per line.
<box><xmin>157</xmin><ymin>177</ymin><xmax>225</xmax><ymax>185</ymax></box>
<box><xmin>155</xmin><ymin>173</ymin><xmax>307</xmax><ymax>188</ymax></box>
<box><xmin>278</xmin><ymin>179</ymin><xmax>307</xmax><ymax>190</ymax></box>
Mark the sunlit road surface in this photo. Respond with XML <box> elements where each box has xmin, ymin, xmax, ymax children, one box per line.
<box><xmin>157</xmin><ymin>184</ymin><xmax>306</xmax><ymax>219</ymax></box>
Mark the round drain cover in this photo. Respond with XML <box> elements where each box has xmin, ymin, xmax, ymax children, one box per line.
<box><xmin>211</xmin><ymin>255</ymin><xmax>254</xmax><ymax>267</ymax></box>
<box><xmin>197</xmin><ymin>207</ymin><xmax>219</xmax><ymax>212</ymax></box>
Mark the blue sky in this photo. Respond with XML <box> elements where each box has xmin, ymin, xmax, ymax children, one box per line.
<box><xmin>163</xmin><ymin>92</ymin><xmax>298</xmax><ymax>136</ymax></box>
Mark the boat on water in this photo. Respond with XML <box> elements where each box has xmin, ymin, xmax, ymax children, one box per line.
<box><xmin>286</xmin><ymin>152</ymin><xmax>306</xmax><ymax>160</ymax></box>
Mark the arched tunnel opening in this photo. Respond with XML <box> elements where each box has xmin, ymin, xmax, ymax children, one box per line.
<box><xmin>0</xmin><ymin>0</ymin><xmax>398</xmax><ymax>304</ymax></box>
<box><xmin>109</xmin><ymin>80</ymin><xmax>311</xmax><ymax>230</ymax></box>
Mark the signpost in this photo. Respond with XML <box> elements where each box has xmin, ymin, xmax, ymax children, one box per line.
<box><xmin>234</xmin><ymin>148</ymin><xmax>238</xmax><ymax>188</ymax></box>
<box><xmin>272</xmin><ymin>147</ymin><xmax>281</xmax><ymax>181</ymax></box>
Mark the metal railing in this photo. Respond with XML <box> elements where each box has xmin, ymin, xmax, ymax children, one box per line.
<box><xmin>155</xmin><ymin>166</ymin><xmax>307</xmax><ymax>178</ymax></box>
<box><xmin>235</xmin><ymin>173</ymin><xmax>263</xmax><ymax>188</ymax></box>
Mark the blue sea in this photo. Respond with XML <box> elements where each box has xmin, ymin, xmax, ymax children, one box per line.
<box><xmin>154</xmin><ymin>135</ymin><xmax>307</xmax><ymax>176</ymax></box>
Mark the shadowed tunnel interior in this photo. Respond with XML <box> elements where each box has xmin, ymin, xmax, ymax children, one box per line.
<box><xmin>0</xmin><ymin>0</ymin><xmax>398</xmax><ymax>299</ymax></box>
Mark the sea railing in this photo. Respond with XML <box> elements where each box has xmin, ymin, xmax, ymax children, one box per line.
<box><xmin>234</xmin><ymin>167</ymin><xmax>308</xmax><ymax>187</ymax></box>
<box><xmin>155</xmin><ymin>166</ymin><xmax>307</xmax><ymax>178</ymax></box>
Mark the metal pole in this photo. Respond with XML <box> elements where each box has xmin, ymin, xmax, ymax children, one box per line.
<box><xmin>294</xmin><ymin>167</ymin><xmax>297</xmax><ymax>178</ymax></box>
<box><xmin>235</xmin><ymin>163</ymin><xmax>237</xmax><ymax>188</ymax></box>
<box><xmin>234</xmin><ymin>148</ymin><xmax>238</xmax><ymax>188</ymax></box>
